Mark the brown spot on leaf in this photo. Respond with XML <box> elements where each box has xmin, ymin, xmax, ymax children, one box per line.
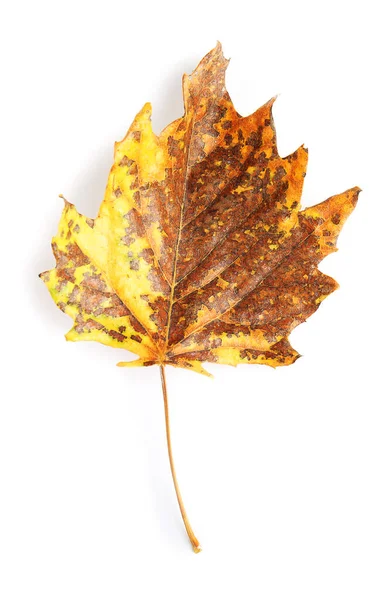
<box><xmin>119</xmin><ymin>155</ymin><xmax>134</xmax><ymax>167</ymax></box>
<box><xmin>109</xmin><ymin>330</ymin><xmax>126</xmax><ymax>343</ymax></box>
<box><xmin>130</xmin><ymin>334</ymin><xmax>142</xmax><ymax>343</ymax></box>
<box><xmin>129</xmin><ymin>259</ymin><xmax>140</xmax><ymax>271</ymax></box>
<box><xmin>332</xmin><ymin>213</ymin><xmax>341</xmax><ymax>225</ymax></box>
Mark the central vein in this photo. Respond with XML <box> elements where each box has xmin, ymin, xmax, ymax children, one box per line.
<box><xmin>164</xmin><ymin>98</ymin><xmax>200</xmax><ymax>355</ymax></box>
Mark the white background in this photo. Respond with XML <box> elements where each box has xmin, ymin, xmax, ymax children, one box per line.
<box><xmin>1</xmin><ymin>1</ymin><xmax>388</xmax><ymax>598</ymax></box>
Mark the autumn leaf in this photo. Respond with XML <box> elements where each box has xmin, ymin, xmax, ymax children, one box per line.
<box><xmin>40</xmin><ymin>43</ymin><xmax>359</xmax><ymax>552</ymax></box>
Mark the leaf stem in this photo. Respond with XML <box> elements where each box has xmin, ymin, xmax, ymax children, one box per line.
<box><xmin>159</xmin><ymin>365</ymin><xmax>202</xmax><ymax>553</ymax></box>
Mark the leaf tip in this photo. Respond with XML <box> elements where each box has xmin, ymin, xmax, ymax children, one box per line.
<box><xmin>214</xmin><ymin>40</ymin><xmax>230</xmax><ymax>63</ymax></box>
<box><xmin>117</xmin><ymin>359</ymin><xmax>146</xmax><ymax>369</ymax></box>
<box><xmin>59</xmin><ymin>194</ymin><xmax>73</xmax><ymax>209</ymax></box>
<box><xmin>143</xmin><ymin>101</ymin><xmax>152</xmax><ymax>115</ymax></box>
<box><xmin>214</xmin><ymin>40</ymin><xmax>225</xmax><ymax>56</ymax></box>
<box><xmin>349</xmin><ymin>186</ymin><xmax>362</xmax><ymax>206</ymax></box>
<box><xmin>38</xmin><ymin>270</ymin><xmax>50</xmax><ymax>282</ymax></box>
<box><xmin>214</xmin><ymin>40</ymin><xmax>222</xmax><ymax>54</ymax></box>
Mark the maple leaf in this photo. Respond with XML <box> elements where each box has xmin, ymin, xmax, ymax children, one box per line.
<box><xmin>40</xmin><ymin>43</ymin><xmax>359</xmax><ymax>552</ymax></box>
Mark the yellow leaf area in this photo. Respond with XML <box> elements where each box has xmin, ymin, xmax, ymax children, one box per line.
<box><xmin>40</xmin><ymin>44</ymin><xmax>359</xmax><ymax>376</ymax></box>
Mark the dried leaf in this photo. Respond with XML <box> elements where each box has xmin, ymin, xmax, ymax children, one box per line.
<box><xmin>40</xmin><ymin>44</ymin><xmax>359</xmax><ymax>375</ymax></box>
<box><xmin>40</xmin><ymin>44</ymin><xmax>359</xmax><ymax>551</ymax></box>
